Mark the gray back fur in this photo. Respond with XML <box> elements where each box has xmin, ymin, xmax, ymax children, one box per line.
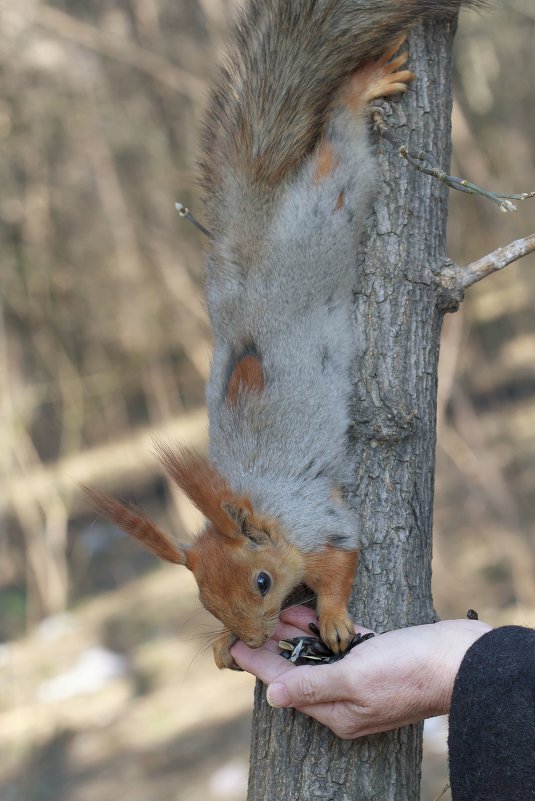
<box><xmin>202</xmin><ymin>0</ymin><xmax>483</xmax><ymax>553</ymax></box>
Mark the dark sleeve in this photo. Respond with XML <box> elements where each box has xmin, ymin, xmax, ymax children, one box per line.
<box><xmin>448</xmin><ymin>625</ymin><xmax>535</xmax><ymax>801</ymax></box>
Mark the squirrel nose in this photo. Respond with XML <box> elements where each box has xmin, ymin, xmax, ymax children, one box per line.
<box><xmin>245</xmin><ymin>634</ymin><xmax>267</xmax><ymax>648</ymax></box>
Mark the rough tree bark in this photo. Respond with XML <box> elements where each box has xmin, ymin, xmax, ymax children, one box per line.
<box><xmin>247</xmin><ymin>15</ymin><xmax>461</xmax><ymax>801</ymax></box>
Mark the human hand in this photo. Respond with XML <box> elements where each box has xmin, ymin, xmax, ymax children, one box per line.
<box><xmin>231</xmin><ymin>606</ymin><xmax>491</xmax><ymax>739</ymax></box>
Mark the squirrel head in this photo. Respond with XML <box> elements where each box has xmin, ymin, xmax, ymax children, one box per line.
<box><xmin>84</xmin><ymin>444</ymin><xmax>305</xmax><ymax>649</ymax></box>
<box><xmin>190</xmin><ymin>507</ymin><xmax>305</xmax><ymax>648</ymax></box>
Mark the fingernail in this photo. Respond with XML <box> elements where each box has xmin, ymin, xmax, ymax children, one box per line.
<box><xmin>267</xmin><ymin>683</ymin><xmax>290</xmax><ymax>708</ymax></box>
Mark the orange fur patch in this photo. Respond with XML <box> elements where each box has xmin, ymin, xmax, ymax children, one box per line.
<box><xmin>313</xmin><ymin>141</ymin><xmax>339</xmax><ymax>183</ymax></box>
<box><xmin>334</xmin><ymin>191</ymin><xmax>345</xmax><ymax>212</ymax></box>
<box><xmin>303</xmin><ymin>546</ymin><xmax>358</xmax><ymax>652</ymax></box>
<box><xmin>190</xmin><ymin>520</ymin><xmax>306</xmax><ymax>648</ymax></box>
<box><xmin>193</xmin><ymin>526</ymin><xmax>248</xmax><ymax>604</ymax></box>
<box><xmin>82</xmin><ymin>485</ymin><xmax>188</xmax><ymax>565</ymax></box>
<box><xmin>155</xmin><ymin>443</ymin><xmax>252</xmax><ymax>538</ymax></box>
<box><xmin>304</xmin><ymin>546</ymin><xmax>359</xmax><ymax>609</ymax></box>
<box><xmin>338</xmin><ymin>70</ymin><xmax>370</xmax><ymax>113</ymax></box>
<box><xmin>226</xmin><ymin>354</ymin><xmax>265</xmax><ymax>406</ymax></box>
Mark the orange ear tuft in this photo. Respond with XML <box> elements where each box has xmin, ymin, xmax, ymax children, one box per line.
<box><xmin>82</xmin><ymin>485</ymin><xmax>188</xmax><ymax>566</ymax></box>
<box><xmin>154</xmin><ymin>443</ymin><xmax>250</xmax><ymax>538</ymax></box>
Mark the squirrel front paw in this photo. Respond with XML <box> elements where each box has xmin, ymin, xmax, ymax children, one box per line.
<box><xmin>212</xmin><ymin>633</ymin><xmax>242</xmax><ymax>670</ymax></box>
<box><xmin>318</xmin><ymin>611</ymin><xmax>355</xmax><ymax>655</ymax></box>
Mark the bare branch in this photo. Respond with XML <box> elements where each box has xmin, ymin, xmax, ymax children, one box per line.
<box><xmin>371</xmin><ymin>109</ymin><xmax>535</xmax><ymax>212</ymax></box>
<box><xmin>460</xmin><ymin>233</ymin><xmax>535</xmax><ymax>289</ymax></box>
<box><xmin>432</xmin><ymin>785</ymin><xmax>450</xmax><ymax>801</ymax></box>
<box><xmin>175</xmin><ymin>203</ymin><xmax>213</xmax><ymax>239</ymax></box>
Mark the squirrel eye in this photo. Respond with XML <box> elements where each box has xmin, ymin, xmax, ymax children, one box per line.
<box><xmin>256</xmin><ymin>572</ymin><xmax>272</xmax><ymax>596</ymax></box>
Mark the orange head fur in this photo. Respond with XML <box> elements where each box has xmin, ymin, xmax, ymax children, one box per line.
<box><xmin>190</xmin><ymin>514</ymin><xmax>305</xmax><ymax>647</ymax></box>
<box><xmin>85</xmin><ymin>446</ymin><xmax>305</xmax><ymax>648</ymax></box>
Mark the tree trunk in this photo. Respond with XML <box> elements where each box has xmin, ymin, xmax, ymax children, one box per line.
<box><xmin>247</xmin><ymin>15</ymin><xmax>459</xmax><ymax>801</ymax></box>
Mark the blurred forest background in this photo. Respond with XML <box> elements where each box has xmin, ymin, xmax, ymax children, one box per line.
<box><xmin>0</xmin><ymin>1</ymin><xmax>533</xmax><ymax>799</ymax></box>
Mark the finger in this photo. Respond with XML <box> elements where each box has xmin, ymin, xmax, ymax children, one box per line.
<box><xmin>260</xmin><ymin>636</ymin><xmax>285</xmax><ymax>654</ymax></box>
<box><xmin>349</xmin><ymin>622</ymin><xmax>375</xmax><ymax>637</ymax></box>
<box><xmin>266</xmin><ymin>661</ymin><xmax>351</xmax><ymax>708</ymax></box>
<box><xmin>231</xmin><ymin>639</ymin><xmax>296</xmax><ymax>683</ymax></box>
<box><xmin>234</xmin><ymin>619</ymin><xmax>328</xmax><ymax>666</ymax></box>
<box><xmin>280</xmin><ymin>606</ymin><xmax>375</xmax><ymax>638</ymax></box>
<box><xmin>280</xmin><ymin>605</ymin><xmax>318</xmax><ymax>628</ymax></box>
<box><xmin>232</xmin><ymin>641</ymin><xmax>358</xmax><ymax>736</ymax></box>
<box><xmin>292</xmin><ymin>699</ymin><xmax>346</xmax><ymax>730</ymax></box>
<box><xmin>272</xmin><ymin>620</ymin><xmax>314</xmax><ymax>642</ymax></box>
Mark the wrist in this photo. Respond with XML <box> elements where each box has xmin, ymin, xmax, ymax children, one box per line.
<box><xmin>428</xmin><ymin>619</ymin><xmax>492</xmax><ymax>714</ymax></box>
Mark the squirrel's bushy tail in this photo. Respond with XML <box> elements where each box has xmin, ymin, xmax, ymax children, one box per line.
<box><xmin>201</xmin><ymin>0</ymin><xmax>483</xmax><ymax>224</ymax></box>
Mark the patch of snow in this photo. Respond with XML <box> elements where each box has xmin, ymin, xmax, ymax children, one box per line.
<box><xmin>38</xmin><ymin>647</ymin><xmax>127</xmax><ymax>703</ymax></box>
<box><xmin>209</xmin><ymin>759</ymin><xmax>248</xmax><ymax>799</ymax></box>
<box><xmin>36</xmin><ymin>613</ymin><xmax>77</xmax><ymax>641</ymax></box>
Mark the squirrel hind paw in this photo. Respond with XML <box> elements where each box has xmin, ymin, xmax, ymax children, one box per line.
<box><xmin>361</xmin><ymin>56</ymin><xmax>415</xmax><ymax>104</ymax></box>
<box><xmin>377</xmin><ymin>33</ymin><xmax>408</xmax><ymax>66</ymax></box>
<box><xmin>372</xmin><ymin>71</ymin><xmax>415</xmax><ymax>99</ymax></box>
<box><xmin>340</xmin><ymin>46</ymin><xmax>414</xmax><ymax>112</ymax></box>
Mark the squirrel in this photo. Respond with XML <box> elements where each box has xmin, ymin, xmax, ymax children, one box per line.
<box><xmin>87</xmin><ymin>0</ymin><xmax>482</xmax><ymax>669</ymax></box>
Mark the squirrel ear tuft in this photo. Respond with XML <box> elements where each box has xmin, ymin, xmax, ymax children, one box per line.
<box><xmin>154</xmin><ymin>441</ymin><xmax>248</xmax><ymax>538</ymax></box>
<box><xmin>82</xmin><ymin>485</ymin><xmax>190</xmax><ymax>567</ymax></box>
<box><xmin>222</xmin><ymin>500</ymin><xmax>274</xmax><ymax>546</ymax></box>
<box><xmin>221</xmin><ymin>501</ymin><xmax>250</xmax><ymax>534</ymax></box>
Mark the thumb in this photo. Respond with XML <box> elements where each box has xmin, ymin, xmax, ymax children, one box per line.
<box><xmin>267</xmin><ymin>666</ymin><xmax>337</xmax><ymax>709</ymax></box>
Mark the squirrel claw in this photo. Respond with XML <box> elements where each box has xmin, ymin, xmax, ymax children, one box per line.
<box><xmin>318</xmin><ymin>612</ymin><xmax>355</xmax><ymax>655</ymax></box>
<box><xmin>377</xmin><ymin>33</ymin><xmax>407</xmax><ymax>66</ymax></box>
<box><xmin>361</xmin><ymin>54</ymin><xmax>415</xmax><ymax>104</ymax></box>
<box><xmin>339</xmin><ymin>42</ymin><xmax>414</xmax><ymax>113</ymax></box>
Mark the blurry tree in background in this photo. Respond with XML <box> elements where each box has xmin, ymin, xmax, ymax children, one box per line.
<box><xmin>0</xmin><ymin>0</ymin><xmax>227</xmax><ymax>629</ymax></box>
<box><xmin>437</xmin><ymin>1</ymin><xmax>535</xmax><ymax>618</ymax></box>
<box><xmin>0</xmin><ymin>0</ymin><xmax>533</xmax><ymax>642</ymax></box>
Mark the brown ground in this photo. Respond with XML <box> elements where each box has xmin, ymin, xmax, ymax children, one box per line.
<box><xmin>0</xmin><ymin>567</ymin><xmax>254</xmax><ymax>801</ymax></box>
